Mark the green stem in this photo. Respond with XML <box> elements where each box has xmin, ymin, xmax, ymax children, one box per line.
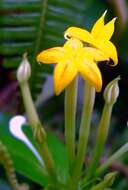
<box><xmin>96</xmin><ymin>142</ymin><xmax>128</xmax><ymax>175</ymax></box>
<box><xmin>30</xmin><ymin>0</ymin><xmax>48</xmax><ymax>90</ymax></box>
<box><xmin>37</xmin><ymin>141</ymin><xmax>57</xmax><ymax>182</ymax></box>
<box><xmin>20</xmin><ymin>82</ymin><xmax>46</xmax><ymax>137</ymax></box>
<box><xmin>86</xmin><ymin>103</ymin><xmax>113</xmax><ymax>179</ymax></box>
<box><xmin>34</xmin><ymin>0</ymin><xmax>48</xmax><ymax>56</ymax></box>
<box><xmin>65</xmin><ymin>77</ymin><xmax>78</xmax><ymax>167</ymax></box>
<box><xmin>71</xmin><ymin>82</ymin><xmax>95</xmax><ymax>190</ymax></box>
<box><xmin>20</xmin><ymin>81</ymin><xmax>57</xmax><ymax>184</ymax></box>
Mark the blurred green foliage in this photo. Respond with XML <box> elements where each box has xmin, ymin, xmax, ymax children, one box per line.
<box><xmin>0</xmin><ymin>113</ymin><xmax>69</xmax><ymax>188</ymax></box>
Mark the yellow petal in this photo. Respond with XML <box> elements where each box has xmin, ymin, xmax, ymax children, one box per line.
<box><xmin>77</xmin><ymin>57</ymin><xmax>102</xmax><ymax>92</ymax></box>
<box><xmin>100</xmin><ymin>18</ymin><xmax>116</xmax><ymax>41</ymax></box>
<box><xmin>36</xmin><ymin>47</ymin><xmax>63</xmax><ymax>64</ymax></box>
<box><xmin>84</xmin><ymin>47</ymin><xmax>109</xmax><ymax>62</ymax></box>
<box><xmin>91</xmin><ymin>10</ymin><xmax>107</xmax><ymax>38</ymax></box>
<box><xmin>65</xmin><ymin>26</ymin><xmax>118</xmax><ymax>65</ymax></box>
<box><xmin>64</xmin><ymin>38</ymin><xmax>83</xmax><ymax>51</ymax></box>
<box><xmin>95</xmin><ymin>40</ymin><xmax>118</xmax><ymax>65</ymax></box>
<box><xmin>54</xmin><ymin>61</ymin><xmax>78</xmax><ymax>95</ymax></box>
<box><xmin>64</xmin><ymin>27</ymin><xmax>94</xmax><ymax>45</ymax></box>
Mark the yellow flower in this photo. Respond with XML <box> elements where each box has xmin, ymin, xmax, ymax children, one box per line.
<box><xmin>37</xmin><ymin>38</ymin><xmax>108</xmax><ymax>95</ymax></box>
<box><xmin>65</xmin><ymin>11</ymin><xmax>118</xmax><ymax>65</ymax></box>
<box><xmin>37</xmin><ymin>11</ymin><xmax>118</xmax><ymax>95</ymax></box>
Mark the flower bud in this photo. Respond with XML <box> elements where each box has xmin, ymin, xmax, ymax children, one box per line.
<box><xmin>104</xmin><ymin>172</ymin><xmax>117</xmax><ymax>186</ymax></box>
<box><xmin>90</xmin><ymin>172</ymin><xmax>117</xmax><ymax>190</ymax></box>
<box><xmin>104</xmin><ymin>76</ymin><xmax>120</xmax><ymax>104</ymax></box>
<box><xmin>17</xmin><ymin>53</ymin><xmax>31</xmax><ymax>83</ymax></box>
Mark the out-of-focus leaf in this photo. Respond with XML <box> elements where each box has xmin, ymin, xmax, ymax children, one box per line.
<box><xmin>0</xmin><ymin>114</ymin><xmax>69</xmax><ymax>186</ymax></box>
<box><xmin>47</xmin><ymin>132</ymin><xmax>69</xmax><ymax>182</ymax></box>
<box><xmin>0</xmin><ymin>114</ymin><xmax>49</xmax><ymax>187</ymax></box>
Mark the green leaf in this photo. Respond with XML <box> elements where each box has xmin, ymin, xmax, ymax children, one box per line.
<box><xmin>0</xmin><ymin>114</ymin><xmax>69</xmax><ymax>186</ymax></box>
<box><xmin>0</xmin><ymin>114</ymin><xmax>49</xmax><ymax>187</ymax></box>
<box><xmin>47</xmin><ymin>132</ymin><xmax>69</xmax><ymax>182</ymax></box>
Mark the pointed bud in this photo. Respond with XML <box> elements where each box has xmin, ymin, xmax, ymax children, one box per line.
<box><xmin>17</xmin><ymin>53</ymin><xmax>31</xmax><ymax>83</ymax></box>
<box><xmin>104</xmin><ymin>76</ymin><xmax>120</xmax><ymax>104</ymax></box>
<box><xmin>90</xmin><ymin>172</ymin><xmax>117</xmax><ymax>190</ymax></box>
<box><xmin>104</xmin><ymin>172</ymin><xmax>117</xmax><ymax>186</ymax></box>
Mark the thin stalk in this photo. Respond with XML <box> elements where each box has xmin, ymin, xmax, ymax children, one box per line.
<box><xmin>20</xmin><ymin>81</ymin><xmax>57</xmax><ymax>184</ymax></box>
<box><xmin>96</xmin><ymin>142</ymin><xmax>128</xmax><ymax>175</ymax></box>
<box><xmin>86</xmin><ymin>103</ymin><xmax>113</xmax><ymax>179</ymax></box>
<box><xmin>20</xmin><ymin>82</ymin><xmax>44</xmax><ymax>133</ymax></box>
<box><xmin>81</xmin><ymin>77</ymin><xmax>120</xmax><ymax>188</ymax></box>
<box><xmin>65</xmin><ymin>77</ymin><xmax>78</xmax><ymax>167</ymax></box>
<box><xmin>34</xmin><ymin>0</ymin><xmax>48</xmax><ymax>56</ymax></box>
<box><xmin>71</xmin><ymin>82</ymin><xmax>95</xmax><ymax>190</ymax></box>
<box><xmin>30</xmin><ymin>0</ymin><xmax>48</xmax><ymax>89</ymax></box>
